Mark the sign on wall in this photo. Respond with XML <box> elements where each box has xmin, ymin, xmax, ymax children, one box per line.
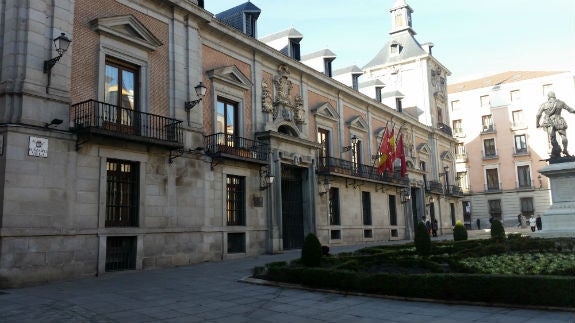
<box><xmin>28</xmin><ymin>136</ymin><xmax>48</xmax><ymax>158</ymax></box>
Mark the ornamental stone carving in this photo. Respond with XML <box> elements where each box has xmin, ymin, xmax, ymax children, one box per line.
<box><xmin>274</xmin><ymin>64</ymin><xmax>292</xmax><ymax>106</ymax></box>
<box><xmin>263</xmin><ymin>64</ymin><xmax>307</xmax><ymax>130</ymax></box>
<box><xmin>261</xmin><ymin>80</ymin><xmax>273</xmax><ymax>113</ymax></box>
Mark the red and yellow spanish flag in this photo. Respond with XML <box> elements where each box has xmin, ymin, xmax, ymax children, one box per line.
<box><xmin>386</xmin><ymin>128</ymin><xmax>396</xmax><ymax>173</ymax></box>
<box><xmin>377</xmin><ymin>128</ymin><xmax>390</xmax><ymax>175</ymax></box>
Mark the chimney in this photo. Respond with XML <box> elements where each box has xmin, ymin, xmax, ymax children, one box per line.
<box><xmin>421</xmin><ymin>42</ymin><xmax>434</xmax><ymax>55</ymax></box>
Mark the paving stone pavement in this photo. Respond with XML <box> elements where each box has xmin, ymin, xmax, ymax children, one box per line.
<box><xmin>0</xmin><ymin>234</ymin><xmax>573</xmax><ymax>323</ymax></box>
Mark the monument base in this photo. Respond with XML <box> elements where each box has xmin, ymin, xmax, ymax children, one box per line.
<box><xmin>537</xmin><ymin>161</ymin><xmax>575</xmax><ymax>238</ymax></box>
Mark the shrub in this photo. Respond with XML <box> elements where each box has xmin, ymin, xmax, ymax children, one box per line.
<box><xmin>301</xmin><ymin>233</ymin><xmax>322</xmax><ymax>267</ymax></box>
<box><xmin>414</xmin><ymin>221</ymin><xmax>431</xmax><ymax>257</ymax></box>
<box><xmin>490</xmin><ymin>219</ymin><xmax>506</xmax><ymax>242</ymax></box>
<box><xmin>453</xmin><ymin>221</ymin><xmax>468</xmax><ymax>241</ymax></box>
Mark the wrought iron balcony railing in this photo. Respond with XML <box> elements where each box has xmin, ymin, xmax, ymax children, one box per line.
<box><xmin>204</xmin><ymin>133</ymin><xmax>268</xmax><ymax>162</ymax></box>
<box><xmin>71</xmin><ymin>100</ymin><xmax>183</xmax><ymax>148</ymax></box>
<box><xmin>445</xmin><ymin>185</ymin><xmax>464</xmax><ymax>197</ymax></box>
<box><xmin>317</xmin><ymin>156</ymin><xmax>407</xmax><ymax>185</ymax></box>
<box><xmin>437</xmin><ymin>122</ymin><xmax>452</xmax><ymax>136</ymax></box>
<box><xmin>426</xmin><ymin>180</ymin><xmax>444</xmax><ymax>194</ymax></box>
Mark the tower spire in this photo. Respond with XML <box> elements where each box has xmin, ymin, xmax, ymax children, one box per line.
<box><xmin>389</xmin><ymin>0</ymin><xmax>415</xmax><ymax>35</ymax></box>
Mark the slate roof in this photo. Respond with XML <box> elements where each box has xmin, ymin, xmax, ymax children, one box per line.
<box><xmin>301</xmin><ymin>48</ymin><xmax>337</xmax><ymax>61</ymax></box>
<box><xmin>447</xmin><ymin>71</ymin><xmax>566</xmax><ymax>94</ymax></box>
<box><xmin>215</xmin><ymin>2</ymin><xmax>261</xmax><ymax>32</ymax></box>
<box><xmin>363</xmin><ymin>30</ymin><xmax>426</xmax><ymax>70</ymax></box>
<box><xmin>259</xmin><ymin>27</ymin><xmax>303</xmax><ymax>43</ymax></box>
<box><xmin>359</xmin><ymin>79</ymin><xmax>385</xmax><ymax>88</ymax></box>
<box><xmin>333</xmin><ymin>65</ymin><xmax>363</xmax><ymax>76</ymax></box>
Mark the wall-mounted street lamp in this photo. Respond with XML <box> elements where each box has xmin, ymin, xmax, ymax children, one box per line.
<box><xmin>185</xmin><ymin>82</ymin><xmax>207</xmax><ymax>125</ymax></box>
<box><xmin>44</xmin><ymin>33</ymin><xmax>72</xmax><ymax>74</ymax></box>
<box><xmin>342</xmin><ymin>134</ymin><xmax>358</xmax><ymax>153</ymax></box>
<box><xmin>45</xmin><ymin>118</ymin><xmax>63</xmax><ymax>128</ymax></box>
<box><xmin>399</xmin><ymin>186</ymin><xmax>411</xmax><ymax>203</ymax></box>
<box><xmin>259</xmin><ymin>165</ymin><xmax>275</xmax><ymax>190</ymax></box>
<box><xmin>538</xmin><ymin>174</ymin><xmax>542</xmax><ymax>189</ymax></box>
<box><xmin>318</xmin><ymin>177</ymin><xmax>331</xmax><ymax>196</ymax></box>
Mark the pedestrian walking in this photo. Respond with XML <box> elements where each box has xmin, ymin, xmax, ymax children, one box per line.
<box><xmin>536</xmin><ymin>213</ymin><xmax>543</xmax><ymax>231</ymax></box>
<box><xmin>529</xmin><ymin>214</ymin><xmax>536</xmax><ymax>232</ymax></box>
<box><xmin>517</xmin><ymin>213</ymin><xmax>522</xmax><ymax>227</ymax></box>
<box><xmin>476</xmin><ymin>218</ymin><xmax>481</xmax><ymax>230</ymax></box>
<box><xmin>432</xmin><ymin>219</ymin><xmax>438</xmax><ymax>237</ymax></box>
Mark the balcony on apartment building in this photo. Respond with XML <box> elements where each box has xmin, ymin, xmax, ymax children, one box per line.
<box><xmin>204</xmin><ymin>132</ymin><xmax>269</xmax><ymax>164</ymax></box>
<box><xmin>485</xmin><ymin>182</ymin><xmax>502</xmax><ymax>193</ymax></box>
<box><xmin>425</xmin><ymin>180</ymin><xmax>444</xmax><ymax>195</ymax></box>
<box><xmin>513</xmin><ymin>147</ymin><xmax>530</xmax><ymax>157</ymax></box>
<box><xmin>453</xmin><ymin>127</ymin><xmax>465</xmax><ymax>138</ymax></box>
<box><xmin>316</xmin><ymin>157</ymin><xmax>408</xmax><ymax>186</ymax></box>
<box><xmin>511</xmin><ymin>121</ymin><xmax>528</xmax><ymax>131</ymax></box>
<box><xmin>70</xmin><ymin>100</ymin><xmax>184</xmax><ymax>149</ymax></box>
<box><xmin>445</xmin><ymin>185</ymin><xmax>464</xmax><ymax>197</ymax></box>
<box><xmin>516</xmin><ymin>180</ymin><xmax>535</xmax><ymax>191</ymax></box>
<box><xmin>482</xmin><ymin>149</ymin><xmax>498</xmax><ymax>160</ymax></box>
<box><xmin>480</xmin><ymin>124</ymin><xmax>496</xmax><ymax>134</ymax></box>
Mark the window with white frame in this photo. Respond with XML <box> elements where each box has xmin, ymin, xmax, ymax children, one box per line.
<box><xmin>517</xmin><ymin>164</ymin><xmax>531</xmax><ymax>188</ymax></box>
<box><xmin>451</xmin><ymin>100</ymin><xmax>461</xmax><ymax>112</ymax></box>
<box><xmin>485</xmin><ymin>168</ymin><xmax>500</xmax><ymax>191</ymax></box>
<box><xmin>510</xmin><ymin>90</ymin><xmax>520</xmax><ymax>102</ymax></box>
<box><xmin>512</xmin><ymin>110</ymin><xmax>523</xmax><ymax>128</ymax></box>
<box><xmin>514</xmin><ymin>134</ymin><xmax>527</xmax><ymax>154</ymax></box>
<box><xmin>452</xmin><ymin>119</ymin><xmax>463</xmax><ymax>134</ymax></box>
<box><xmin>480</xmin><ymin>95</ymin><xmax>490</xmax><ymax>108</ymax></box>
<box><xmin>483</xmin><ymin>138</ymin><xmax>496</xmax><ymax>157</ymax></box>
<box><xmin>482</xmin><ymin>115</ymin><xmax>493</xmax><ymax>131</ymax></box>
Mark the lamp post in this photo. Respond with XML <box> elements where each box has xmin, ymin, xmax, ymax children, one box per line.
<box><xmin>44</xmin><ymin>33</ymin><xmax>72</xmax><ymax>74</ymax></box>
<box><xmin>185</xmin><ymin>82</ymin><xmax>207</xmax><ymax>125</ymax></box>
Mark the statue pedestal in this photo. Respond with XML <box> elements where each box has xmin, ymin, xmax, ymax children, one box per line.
<box><xmin>536</xmin><ymin>161</ymin><xmax>575</xmax><ymax>237</ymax></box>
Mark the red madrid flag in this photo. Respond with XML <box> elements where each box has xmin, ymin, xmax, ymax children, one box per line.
<box><xmin>396</xmin><ymin>133</ymin><xmax>407</xmax><ymax>177</ymax></box>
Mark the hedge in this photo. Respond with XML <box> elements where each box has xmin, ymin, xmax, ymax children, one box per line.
<box><xmin>265</xmin><ymin>266</ymin><xmax>575</xmax><ymax>308</ymax></box>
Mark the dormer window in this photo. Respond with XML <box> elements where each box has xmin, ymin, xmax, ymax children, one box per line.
<box><xmin>352</xmin><ymin>74</ymin><xmax>359</xmax><ymax>91</ymax></box>
<box><xmin>375</xmin><ymin>87</ymin><xmax>383</xmax><ymax>103</ymax></box>
<box><xmin>289</xmin><ymin>39</ymin><xmax>301</xmax><ymax>61</ymax></box>
<box><xmin>390</xmin><ymin>42</ymin><xmax>401</xmax><ymax>56</ymax></box>
<box><xmin>245</xmin><ymin>12</ymin><xmax>257</xmax><ymax>37</ymax></box>
<box><xmin>324</xmin><ymin>58</ymin><xmax>333</xmax><ymax>77</ymax></box>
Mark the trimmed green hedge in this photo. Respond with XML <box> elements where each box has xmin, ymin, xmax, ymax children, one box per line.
<box><xmin>265</xmin><ymin>266</ymin><xmax>575</xmax><ymax>308</ymax></box>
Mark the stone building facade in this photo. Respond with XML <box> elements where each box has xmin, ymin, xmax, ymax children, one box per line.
<box><xmin>0</xmin><ymin>0</ymin><xmax>462</xmax><ymax>287</ymax></box>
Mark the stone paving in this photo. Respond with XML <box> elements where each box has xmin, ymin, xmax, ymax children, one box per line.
<box><xmin>0</xmin><ymin>231</ymin><xmax>573</xmax><ymax>323</ymax></box>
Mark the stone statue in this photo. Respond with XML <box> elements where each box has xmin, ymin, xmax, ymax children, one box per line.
<box><xmin>536</xmin><ymin>91</ymin><xmax>575</xmax><ymax>158</ymax></box>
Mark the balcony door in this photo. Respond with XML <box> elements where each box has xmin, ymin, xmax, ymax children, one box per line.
<box><xmin>216</xmin><ymin>97</ymin><xmax>239</xmax><ymax>146</ymax></box>
<box><xmin>104</xmin><ymin>57</ymin><xmax>139</xmax><ymax>132</ymax></box>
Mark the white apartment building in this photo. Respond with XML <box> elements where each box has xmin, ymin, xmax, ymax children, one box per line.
<box><xmin>448</xmin><ymin>71</ymin><xmax>575</xmax><ymax>227</ymax></box>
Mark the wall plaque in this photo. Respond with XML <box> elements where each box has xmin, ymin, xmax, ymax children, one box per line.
<box><xmin>28</xmin><ymin>136</ymin><xmax>48</xmax><ymax>158</ymax></box>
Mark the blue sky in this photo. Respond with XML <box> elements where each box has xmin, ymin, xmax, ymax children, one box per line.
<box><xmin>205</xmin><ymin>1</ymin><xmax>575</xmax><ymax>83</ymax></box>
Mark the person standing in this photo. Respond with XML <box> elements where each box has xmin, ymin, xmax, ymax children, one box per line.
<box><xmin>517</xmin><ymin>213</ymin><xmax>522</xmax><ymax>227</ymax></box>
<box><xmin>431</xmin><ymin>219</ymin><xmax>438</xmax><ymax>237</ymax></box>
<box><xmin>536</xmin><ymin>214</ymin><xmax>543</xmax><ymax>231</ymax></box>
<box><xmin>476</xmin><ymin>218</ymin><xmax>481</xmax><ymax>230</ymax></box>
<box><xmin>529</xmin><ymin>215</ymin><xmax>537</xmax><ymax>232</ymax></box>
